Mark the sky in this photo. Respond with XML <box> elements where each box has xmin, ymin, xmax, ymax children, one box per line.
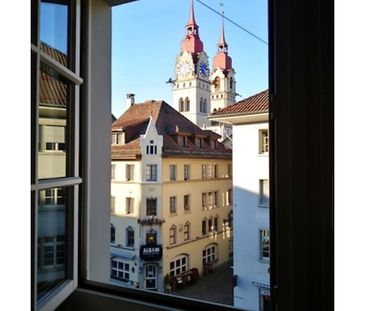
<box><xmin>111</xmin><ymin>0</ymin><xmax>268</xmax><ymax>117</ymax></box>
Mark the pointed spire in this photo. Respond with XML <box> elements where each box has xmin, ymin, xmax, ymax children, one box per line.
<box><xmin>213</xmin><ymin>11</ymin><xmax>232</xmax><ymax>71</ymax></box>
<box><xmin>218</xmin><ymin>12</ymin><xmax>228</xmax><ymax>52</ymax></box>
<box><xmin>181</xmin><ymin>0</ymin><xmax>203</xmax><ymax>53</ymax></box>
<box><xmin>187</xmin><ymin>0</ymin><xmax>197</xmax><ymax>27</ymax></box>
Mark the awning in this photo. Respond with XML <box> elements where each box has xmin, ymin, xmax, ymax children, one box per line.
<box><xmin>252</xmin><ymin>281</ymin><xmax>270</xmax><ymax>289</ymax></box>
<box><xmin>111</xmin><ymin>248</ymin><xmax>136</xmax><ymax>260</ymax></box>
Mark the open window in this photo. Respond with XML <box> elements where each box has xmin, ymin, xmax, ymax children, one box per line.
<box><xmin>30</xmin><ymin>0</ymin><xmax>333</xmax><ymax>310</ymax></box>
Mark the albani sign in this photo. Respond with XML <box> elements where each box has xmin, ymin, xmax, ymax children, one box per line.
<box><xmin>140</xmin><ymin>244</ymin><xmax>163</xmax><ymax>261</ymax></box>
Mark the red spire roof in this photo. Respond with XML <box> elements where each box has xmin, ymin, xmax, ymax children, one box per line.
<box><xmin>181</xmin><ymin>0</ymin><xmax>204</xmax><ymax>54</ymax></box>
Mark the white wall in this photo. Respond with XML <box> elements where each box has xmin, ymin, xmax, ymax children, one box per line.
<box><xmin>232</xmin><ymin>122</ymin><xmax>269</xmax><ymax>311</ymax></box>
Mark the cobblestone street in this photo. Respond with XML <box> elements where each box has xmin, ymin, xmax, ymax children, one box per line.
<box><xmin>171</xmin><ymin>260</ymin><xmax>234</xmax><ymax>306</ymax></box>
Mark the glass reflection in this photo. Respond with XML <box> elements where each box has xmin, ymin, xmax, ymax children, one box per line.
<box><xmin>40</xmin><ymin>1</ymin><xmax>69</xmax><ymax>67</ymax></box>
<box><xmin>37</xmin><ymin>187</ymin><xmax>69</xmax><ymax>301</ymax></box>
<box><xmin>38</xmin><ymin>63</ymin><xmax>69</xmax><ymax>179</ymax></box>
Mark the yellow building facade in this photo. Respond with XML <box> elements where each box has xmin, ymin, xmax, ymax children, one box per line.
<box><xmin>110</xmin><ymin>100</ymin><xmax>232</xmax><ymax>292</ymax></box>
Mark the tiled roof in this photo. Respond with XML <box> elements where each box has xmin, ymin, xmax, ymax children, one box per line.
<box><xmin>39</xmin><ymin>42</ymin><xmax>68</xmax><ymax>107</ymax></box>
<box><xmin>210</xmin><ymin>89</ymin><xmax>269</xmax><ymax>117</ymax></box>
<box><xmin>111</xmin><ymin>100</ymin><xmax>232</xmax><ymax>159</ymax></box>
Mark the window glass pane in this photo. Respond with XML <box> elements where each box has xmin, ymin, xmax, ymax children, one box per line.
<box><xmin>38</xmin><ymin>63</ymin><xmax>70</xmax><ymax>179</ymax></box>
<box><xmin>40</xmin><ymin>1</ymin><xmax>70</xmax><ymax>68</ymax></box>
<box><xmin>37</xmin><ymin>186</ymin><xmax>71</xmax><ymax>302</ymax></box>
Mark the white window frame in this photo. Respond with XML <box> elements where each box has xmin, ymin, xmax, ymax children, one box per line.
<box><xmin>111</xmin><ymin>258</ymin><xmax>130</xmax><ymax>282</ymax></box>
<box><xmin>126</xmin><ymin>164</ymin><xmax>134</xmax><ymax>181</ymax></box>
<box><xmin>260</xmin><ymin>229</ymin><xmax>270</xmax><ymax>261</ymax></box>
<box><xmin>146</xmin><ymin>164</ymin><xmax>157</xmax><ymax>181</ymax></box>
<box><xmin>259</xmin><ymin>129</ymin><xmax>269</xmax><ymax>154</ymax></box>
<box><xmin>169</xmin><ymin>255</ymin><xmax>188</xmax><ymax>277</ymax></box>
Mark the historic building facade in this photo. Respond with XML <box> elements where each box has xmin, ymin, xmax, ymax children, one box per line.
<box><xmin>110</xmin><ymin>99</ymin><xmax>233</xmax><ymax>292</ymax></box>
<box><xmin>210</xmin><ymin>90</ymin><xmax>270</xmax><ymax>311</ymax></box>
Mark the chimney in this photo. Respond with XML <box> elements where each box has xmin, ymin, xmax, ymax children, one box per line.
<box><xmin>126</xmin><ymin>93</ymin><xmax>135</xmax><ymax>107</ymax></box>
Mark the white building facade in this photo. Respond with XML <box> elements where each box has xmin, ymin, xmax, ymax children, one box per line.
<box><xmin>210</xmin><ymin>90</ymin><xmax>270</xmax><ymax>311</ymax></box>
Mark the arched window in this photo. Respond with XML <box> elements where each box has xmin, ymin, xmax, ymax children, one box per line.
<box><xmin>169</xmin><ymin>225</ymin><xmax>177</xmax><ymax>245</ymax></box>
<box><xmin>126</xmin><ymin>226</ymin><xmax>134</xmax><ymax>247</ymax></box>
<box><xmin>202</xmin><ymin>244</ymin><xmax>218</xmax><ymax>266</ymax></box>
<box><xmin>230</xmin><ymin>77</ymin><xmax>233</xmax><ymax>89</ymax></box>
<box><xmin>184</xmin><ymin>222</ymin><xmax>190</xmax><ymax>240</ymax></box>
<box><xmin>111</xmin><ymin>224</ymin><xmax>115</xmax><ymax>244</ymax></box>
<box><xmin>214</xmin><ymin>77</ymin><xmax>220</xmax><ymax>90</ymax></box>
<box><xmin>203</xmin><ymin>98</ymin><xmax>207</xmax><ymax>113</ymax></box>
<box><xmin>169</xmin><ymin>254</ymin><xmax>188</xmax><ymax>277</ymax></box>
<box><xmin>185</xmin><ymin>97</ymin><xmax>190</xmax><ymax>111</ymax></box>
<box><xmin>146</xmin><ymin>228</ymin><xmax>157</xmax><ymax>244</ymax></box>
<box><xmin>200</xmin><ymin>97</ymin><xmax>203</xmax><ymax>112</ymax></box>
<box><xmin>179</xmin><ymin>98</ymin><xmax>184</xmax><ymax>112</ymax></box>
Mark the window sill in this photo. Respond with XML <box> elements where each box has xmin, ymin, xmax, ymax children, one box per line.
<box><xmin>258</xmin><ymin>203</ymin><xmax>269</xmax><ymax>208</ymax></box>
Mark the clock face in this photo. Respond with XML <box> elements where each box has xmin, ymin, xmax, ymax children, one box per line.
<box><xmin>198</xmin><ymin>61</ymin><xmax>209</xmax><ymax>78</ymax></box>
<box><xmin>177</xmin><ymin>61</ymin><xmax>191</xmax><ymax>77</ymax></box>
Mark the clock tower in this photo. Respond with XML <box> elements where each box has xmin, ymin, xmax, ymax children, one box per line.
<box><xmin>172</xmin><ymin>0</ymin><xmax>211</xmax><ymax>128</ymax></box>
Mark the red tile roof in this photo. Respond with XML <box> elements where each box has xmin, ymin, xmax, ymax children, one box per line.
<box><xmin>39</xmin><ymin>43</ymin><xmax>68</xmax><ymax>107</ymax></box>
<box><xmin>210</xmin><ymin>89</ymin><xmax>269</xmax><ymax>117</ymax></box>
<box><xmin>112</xmin><ymin>100</ymin><xmax>232</xmax><ymax>159</ymax></box>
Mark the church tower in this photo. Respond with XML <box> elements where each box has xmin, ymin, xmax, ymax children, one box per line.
<box><xmin>172</xmin><ymin>0</ymin><xmax>211</xmax><ymax>128</ymax></box>
<box><xmin>210</xmin><ymin>14</ymin><xmax>236</xmax><ymax>112</ymax></box>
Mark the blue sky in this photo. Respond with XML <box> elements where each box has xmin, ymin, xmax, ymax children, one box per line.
<box><xmin>111</xmin><ymin>0</ymin><xmax>268</xmax><ymax>117</ymax></box>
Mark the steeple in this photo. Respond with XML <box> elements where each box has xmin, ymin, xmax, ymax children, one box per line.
<box><xmin>181</xmin><ymin>0</ymin><xmax>204</xmax><ymax>54</ymax></box>
<box><xmin>218</xmin><ymin>15</ymin><xmax>228</xmax><ymax>53</ymax></box>
<box><xmin>213</xmin><ymin>12</ymin><xmax>232</xmax><ymax>71</ymax></box>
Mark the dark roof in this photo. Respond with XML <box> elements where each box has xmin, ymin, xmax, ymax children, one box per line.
<box><xmin>210</xmin><ymin>89</ymin><xmax>269</xmax><ymax>117</ymax></box>
<box><xmin>39</xmin><ymin>42</ymin><xmax>68</xmax><ymax>107</ymax></box>
<box><xmin>111</xmin><ymin>100</ymin><xmax>232</xmax><ymax>159</ymax></box>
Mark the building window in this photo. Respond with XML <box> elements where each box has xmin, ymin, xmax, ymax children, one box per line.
<box><xmin>43</xmin><ymin>188</ymin><xmax>65</xmax><ymax>206</ymax></box>
<box><xmin>228</xmin><ymin>163</ymin><xmax>232</xmax><ymax>178</ymax></box>
<box><xmin>202</xmin><ymin>244</ymin><xmax>217</xmax><ymax>265</ymax></box>
<box><xmin>214</xmin><ymin>216</ymin><xmax>219</xmax><ymax>232</ymax></box>
<box><xmin>203</xmin><ymin>98</ymin><xmax>207</xmax><ymax>113</ymax></box>
<box><xmin>111</xmin><ymin>164</ymin><xmax>116</xmax><ymax>180</ymax></box>
<box><xmin>170</xmin><ymin>164</ymin><xmax>177</xmax><ymax>181</ymax></box>
<box><xmin>170</xmin><ymin>196</ymin><xmax>177</xmax><ymax>214</ymax></box>
<box><xmin>126</xmin><ymin>197</ymin><xmax>134</xmax><ymax>214</ymax></box>
<box><xmin>184</xmin><ymin>222</ymin><xmax>190</xmax><ymax>240</ymax></box>
<box><xmin>45</xmin><ymin>141</ymin><xmax>66</xmax><ymax>151</ymax></box>
<box><xmin>208</xmin><ymin>192</ymin><xmax>213</xmax><ymax>208</ymax></box>
<box><xmin>228</xmin><ymin>189</ymin><xmax>232</xmax><ymax>205</ymax></box>
<box><xmin>260</xmin><ymin>229</ymin><xmax>270</xmax><ymax>260</ymax></box>
<box><xmin>169</xmin><ymin>225</ymin><xmax>177</xmax><ymax>245</ymax></box>
<box><xmin>38</xmin><ymin>236</ymin><xmax>65</xmax><ymax>269</ymax></box>
<box><xmin>111</xmin><ymin>196</ymin><xmax>115</xmax><ymax>214</ymax></box>
<box><xmin>202</xmin><ymin>219</ymin><xmax>207</xmax><ymax>235</ymax></box>
<box><xmin>214</xmin><ymin>191</ymin><xmax>218</xmax><ymax>207</ymax></box>
<box><xmin>259</xmin><ymin>129</ymin><xmax>269</xmax><ymax>154</ymax></box>
<box><xmin>126</xmin><ymin>164</ymin><xmax>134</xmax><ymax>181</ymax></box>
<box><xmin>208</xmin><ymin>217</ymin><xmax>214</xmax><ymax>233</ymax></box>
<box><xmin>202</xmin><ymin>192</ymin><xmax>207</xmax><ymax>209</ymax></box>
<box><xmin>146</xmin><ymin>164</ymin><xmax>157</xmax><ymax>181</ymax></box>
<box><xmin>146</xmin><ymin>144</ymin><xmax>157</xmax><ymax>155</ymax></box>
<box><xmin>111</xmin><ymin>224</ymin><xmax>115</xmax><ymax>244</ymax></box>
<box><xmin>146</xmin><ymin>229</ymin><xmax>157</xmax><ymax>244</ymax></box>
<box><xmin>213</xmin><ymin>76</ymin><xmax>220</xmax><ymax>90</ymax></box>
<box><xmin>202</xmin><ymin>164</ymin><xmax>207</xmax><ymax>179</ymax></box>
<box><xmin>146</xmin><ymin>198</ymin><xmax>157</xmax><ymax>216</ymax></box>
<box><xmin>184</xmin><ymin>195</ymin><xmax>190</xmax><ymax>211</ymax></box>
<box><xmin>169</xmin><ymin>255</ymin><xmax>188</xmax><ymax>277</ymax></box>
<box><xmin>111</xmin><ymin>259</ymin><xmax>130</xmax><ymax>282</ymax></box>
<box><xmin>126</xmin><ymin>226</ymin><xmax>134</xmax><ymax>247</ymax></box>
<box><xmin>185</xmin><ymin>97</ymin><xmax>190</xmax><ymax>111</ymax></box>
<box><xmin>259</xmin><ymin>180</ymin><xmax>269</xmax><ymax>206</ymax></box>
<box><xmin>184</xmin><ymin>164</ymin><xmax>190</xmax><ymax>180</ymax></box>
<box><xmin>179</xmin><ymin>98</ymin><xmax>184</xmax><ymax>112</ymax></box>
